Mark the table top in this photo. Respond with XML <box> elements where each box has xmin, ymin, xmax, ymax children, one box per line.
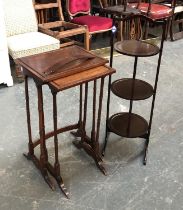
<box><xmin>114</xmin><ymin>40</ymin><xmax>160</xmax><ymax>57</ymax></box>
<box><xmin>49</xmin><ymin>65</ymin><xmax>116</xmax><ymax>91</ymax></box>
<box><xmin>102</xmin><ymin>5</ymin><xmax>140</xmax><ymax>16</ymax></box>
<box><xmin>18</xmin><ymin>45</ymin><xmax>108</xmax><ymax>83</ymax></box>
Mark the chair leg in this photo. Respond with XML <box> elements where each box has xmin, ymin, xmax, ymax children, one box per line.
<box><xmin>15</xmin><ymin>61</ymin><xmax>24</xmax><ymax>82</ymax></box>
<box><xmin>15</xmin><ymin>63</ymin><xmax>23</xmax><ymax>78</ymax></box>
<box><xmin>169</xmin><ymin>13</ymin><xmax>183</xmax><ymax>41</ymax></box>
<box><xmin>143</xmin><ymin>137</ymin><xmax>150</xmax><ymax>165</ymax></box>
<box><xmin>169</xmin><ymin>17</ymin><xmax>174</xmax><ymax>41</ymax></box>
<box><xmin>165</xmin><ymin>18</ymin><xmax>171</xmax><ymax>40</ymax></box>
<box><xmin>89</xmin><ymin>34</ymin><xmax>92</xmax><ymax>50</ymax></box>
<box><xmin>179</xmin><ymin>20</ymin><xmax>183</xmax><ymax>32</ymax></box>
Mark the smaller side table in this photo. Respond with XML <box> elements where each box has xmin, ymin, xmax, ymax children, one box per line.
<box><xmin>18</xmin><ymin>46</ymin><xmax>115</xmax><ymax>198</ymax></box>
<box><xmin>102</xmin><ymin>15</ymin><xmax>167</xmax><ymax>165</ymax></box>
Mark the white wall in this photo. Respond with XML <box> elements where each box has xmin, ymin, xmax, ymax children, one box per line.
<box><xmin>0</xmin><ymin>0</ymin><xmax>13</xmax><ymax>86</ymax></box>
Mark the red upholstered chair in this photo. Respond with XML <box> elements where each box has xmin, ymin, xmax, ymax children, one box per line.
<box><xmin>67</xmin><ymin>0</ymin><xmax>113</xmax><ymax>49</ymax></box>
<box><xmin>129</xmin><ymin>0</ymin><xmax>172</xmax><ymax>20</ymax></box>
<box><xmin>128</xmin><ymin>0</ymin><xmax>173</xmax><ymax>38</ymax></box>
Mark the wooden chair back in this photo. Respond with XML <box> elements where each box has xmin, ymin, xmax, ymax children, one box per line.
<box><xmin>33</xmin><ymin>0</ymin><xmax>64</xmax><ymax>23</ymax></box>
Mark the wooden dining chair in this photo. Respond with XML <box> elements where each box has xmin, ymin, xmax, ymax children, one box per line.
<box><xmin>132</xmin><ymin>0</ymin><xmax>183</xmax><ymax>41</ymax></box>
<box><xmin>66</xmin><ymin>0</ymin><xmax>113</xmax><ymax>49</ymax></box>
<box><xmin>34</xmin><ymin>0</ymin><xmax>90</xmax><ymax>50</ymax></box>
<box><xmin>94</xmin><ymin>0</ymin><xmax>141</xmax><ymax>41</ymax></box>
<box><xmin>161</xmin><ymin>0</ymin><xmax>183</xmax><ymax>41</ymax></box>
<box><xmin>129</xmin><ymin>0</ymin><xmax>172</xmax><ymax>20</ymax></box>
<box><xmin>128</xmin><ymin>0</ymin><xmax>172</xmax><ymax>38</ymax></box>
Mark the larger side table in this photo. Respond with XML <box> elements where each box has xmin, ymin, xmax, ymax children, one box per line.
<box><xmin>18</xmin><ymin>46</ymin><xmax>115</xmax><ymax>198</ymax></box>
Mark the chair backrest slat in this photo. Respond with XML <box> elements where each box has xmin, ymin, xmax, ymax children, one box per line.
<box><xmin>34</xmin><ymin>3</ymin><xmax>59</xmax><ymax>10</ymax></box>
<box><xmin>34</xmin><ymin>0</ymin><xmax>64</xmax><ymax>23</ymax></box>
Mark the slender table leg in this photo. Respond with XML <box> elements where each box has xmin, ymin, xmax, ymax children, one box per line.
<box><xmin>73</xmin><ymin>79</ymin><xmax>106</xmax><ymax>175</ymax></box>
<box><xmin>91</xmin><ymin>80</ymin><xmax>97</xmax><ymax>147</ymax></box>
<box><xmin>81</xmin><ymin>82</ymin><xmax>88</xmax><ymax>143</ymax></box>
<box><xmin>48</xmin><ymin>91</ymin><xmax>69</xmax><ymax>198</ymax></box>
<box><xmin>24</xmin><ymin>76</ymin><xmax>34</xmax><ymax>158</ymax></box>
<box><xmin>95</xmin><ymin>78</ymin><xmax>105</xmax><ymax>157</ymax></box>
<box><xmin>93</xmin><ymin>78</ymin><xmax>106</xmax><ymax>174</ymax></box>
<box><xmin>102</xmin><ymin>29</ymin><xmax>115</xmax><ymax>156</ymax></box>
<box><xmin>73</xmin><ymin>83</ymin><xmax>88</xmax><ymax>149</ymax></box>
<box><xmin>102</xmin><ymin>75</ymin><xmax>112</xmax><ymax>156</ymax></box>
<box><xmin>143</xmin><ymin>29</ymin><xmax>166</xmax><ymax>165</ymax></box>
<box><xmin>143</xmin><ymin>136</ymin><xmax>149</xmax><ymax>165</ymax></box>
<box><xmin>23</xmin><ymin>76</ymin><xmax>39</xmax><ymax>166</ymax></box>
<box><xmin>71</xmin><ymin>84</ymin><xmax>83</xmax><ymax>137</ymax></box>
<box><xmin>23</xmin><ymin>77</ymin><xmax>54</xmax><ymax>190</ymax></box>
<box><xmin>36</xmin><ymin>84</ymin><xmax>55</xmax><ymax>190</ymax></box>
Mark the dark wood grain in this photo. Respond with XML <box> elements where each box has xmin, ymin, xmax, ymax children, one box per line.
<box><xmin>49</xmin><ymin>65</ymin><xmax>115</xmax><ymax>91</ymax></box>
<box><xmin>18</xmin><ymin>46</ymin><xmax>108</xmax><ymax>82</ymax></box>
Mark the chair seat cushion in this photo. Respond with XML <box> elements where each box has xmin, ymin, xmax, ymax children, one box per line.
<box><xmin>7</xmin><ymin>32</ymin><xmax>60</xmax><ymax>59</ymax></box>
<box><xmin>129</xmin><ymin>3</ymin><xmax>172</xmax><ymax>20</ymax></box>
<box><xmin>71</xmin><ymin>15</ymin><xmax>112</xmax><ymax>33</ymax></box>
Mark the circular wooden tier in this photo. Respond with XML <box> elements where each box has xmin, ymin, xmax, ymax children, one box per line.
<box><xmin>102</xmin><ymin>5</ymin><xmax>140</xmax><ymax>16</ymax></box>
<box><xmin>108</xmin><ymin>112</ymin><xmax>148</xmax><ymax>138</ymax></box>
<box><xmin>111</xmin><ymin>78</ymin><xmax>154</xmax><ymax>100</ymax></box>
<box><xmin>114</xmin><ymin>40</ymin><xmax>160</xmax><ymax>57</ymax></box>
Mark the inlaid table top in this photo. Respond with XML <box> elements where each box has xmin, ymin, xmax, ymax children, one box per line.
<box><xmin>18</xmin><ymin>45</ymin><xmax>108</xmax><ymax>82</ymax></box>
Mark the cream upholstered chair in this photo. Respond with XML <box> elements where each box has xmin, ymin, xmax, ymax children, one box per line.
<box><xmin>0</xmin><ymin>0</ymin><xmax>13</xmax><ymax>86</ymax></box>
<box><xmin>2</xmin><ymin>0</ymin><xmax>60</xmax><ymax>77</ymax></box>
